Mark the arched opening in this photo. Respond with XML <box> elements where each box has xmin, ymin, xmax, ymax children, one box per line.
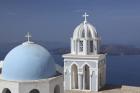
<box><xmin>29</xmin><ymin>89</ymin><xmax>39</xmax><ymax>93</ymax></box>
<box><xmin>81</xmin><ymin>30</ymin><xmax>85</xmax><ymax>38</ymax></box>
<box><xmin>83</xmin><ymin>65</ymin><xmax>90</xmax><ymax>90</ymax></box>
<box><xmin>2</xmin><ymin>88</ymin><xmax>11</xmax><ymax>93</ymax></box>
<box><xmin>54</xmin><ymin>85</ymin><xmax>60</xmax><ymax>93</ymax></box>
<box><xmin>90</xmin><ymin>40</ymin><xmax>93</xmax><ymax>53</ymax></box>
<box><xmin>88</xmin><ymin>30</ymin><xmax>92</xmax><ymax>38</ymax></box>
<box><xmin>71</xmin><ymin>64</ymin><xmax>78</xmax><ymax>89</ymax></box>
<box><xmin>79</xmin><ymin>40</ymin><xmax>83</xmax><ymax>52</ymax></box>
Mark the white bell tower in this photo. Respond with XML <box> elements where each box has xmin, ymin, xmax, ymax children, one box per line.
<box><xmin>63</xmin><ymin>13</ymin><xmax>106</xmax><ymax>92</ymax></box>
<box><xmin>71</xmin><ymin>12</ymin><xmax>101</xmax><ymax>55</ymax></box>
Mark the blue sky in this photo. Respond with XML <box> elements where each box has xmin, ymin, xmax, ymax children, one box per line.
<box><xmin>0</xmin><ymin>0</ymin><xmax>140</xmax><ymax>46</ymax></box>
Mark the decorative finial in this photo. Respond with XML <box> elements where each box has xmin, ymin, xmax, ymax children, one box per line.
<box><xmin>25</xmin><ymin>32</ymin><xmax>32</xmax><ymax>42</ymax></box>
<box><xmin>83</xmin><ymin>12</ymin><xmax>89</xmax><ymax>22</ymax></box>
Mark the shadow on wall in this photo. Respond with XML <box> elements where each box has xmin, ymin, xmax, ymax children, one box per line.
<box><xmin>100</xmin><ymin>84</ymin><xmax>122</xmax><ymax>91</ymax></box>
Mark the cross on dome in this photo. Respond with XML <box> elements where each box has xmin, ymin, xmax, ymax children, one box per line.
<box><xmin>25</xmin><ymin>32</ymin><xmax>32</xmax><ymax>42</ymax></box>
<box><xmin>83</xmin><ymin>12</ymin><xmax>89</xmax><ymax>22</ymax></box>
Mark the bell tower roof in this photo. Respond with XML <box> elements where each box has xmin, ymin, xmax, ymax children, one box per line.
<box><xmin>71</xmin><ymin>12</ymin><xmax>101</xmax><ymax>55</ymax></box>
<box><xmin>73</xmin><ymin>13</ymin><xmax>98</xmax><ymax>39</ymax></box>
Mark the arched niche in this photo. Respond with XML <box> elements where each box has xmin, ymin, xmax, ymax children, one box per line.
<box><xmin>83</xmin><ymin>64</ymin><xmax>90</xmax><ymax>90</ymax></box>
<box><xmin>2</xmin><ymin>88</ymin><xmax>11</xmax><ymax>93</ymax></box>
<box><xmin>54</xmin><ymin>85</ymin><xmax>60</xmax><ymax>93</ymax></box>
<box><xmin>71</xmin><ymin>64</ymin><xmax>78</xmax><ymax>89</ymax></box>
<box><xmin>29</xmin><ymin>89</ymin><xmax>39</xmax><ymax>93</ymax></box>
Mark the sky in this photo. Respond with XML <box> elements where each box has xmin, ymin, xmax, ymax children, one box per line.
<box><xmin>0</xmin><ymin>0</ymin><xmax>140</xmax><ymax>47</ymax></box>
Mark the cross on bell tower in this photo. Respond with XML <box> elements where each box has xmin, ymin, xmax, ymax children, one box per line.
<box><xmin>83</xmin><ymin>12</ymin><xmax>89</xmax><ymax>22</ymax></box>
<box><xmin>25</xmin><ymin>32</ymin><xmax>32</xmax><ymax>42</ymax></box>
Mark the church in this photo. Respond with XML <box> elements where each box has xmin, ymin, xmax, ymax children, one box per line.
<box><xmin>0</xmin><ymin>13</ymin><xmax>106</xmax><ymax>93</ymax></box>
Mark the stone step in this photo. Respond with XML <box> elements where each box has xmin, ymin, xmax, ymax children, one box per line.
<box><xmin>121</xmin><ymin>86</ymin><xmax>140</xmax><ymax>93</ymax></box>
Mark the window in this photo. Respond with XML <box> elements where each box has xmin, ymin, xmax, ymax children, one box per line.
<box><xmin>79</xmin><ymin>40</ymin><xmax>83</xmax><ymax>52</ymax></box>
<box><xmin>90</xmin><ymin>41</ymin><xmax>93</xmax><ymax>52</ymax></box>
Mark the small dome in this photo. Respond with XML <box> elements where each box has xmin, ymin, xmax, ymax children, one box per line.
<box><xmin>73</xmin><ymin>22</ymin><xmax>97</xmax><ymax>39</ymax></box>
<box><xmin>2</xmin><ymin>42</ymin><xmax>56</xmax><ymax>80</ymax></box>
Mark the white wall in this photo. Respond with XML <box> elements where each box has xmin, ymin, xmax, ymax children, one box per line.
<box><xmin>63</xmin><ymin>54</ymin><xmax>106</xmax><ymax>91</ymax></box>
<box><xmin>0</xmin><ymin>80</ymin><xmax>19</xmax><ymax>93</ymax></box>
<box><xmin>0</xmin><ymin>75</ymin><xmax>63</xmax><ymax>93</ymax></box>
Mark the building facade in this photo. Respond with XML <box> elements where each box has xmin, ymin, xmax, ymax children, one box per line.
<box><xmin>63</xmin><ymin>13</ymin><xmax>106</xmax><ymax>91</ymax></box>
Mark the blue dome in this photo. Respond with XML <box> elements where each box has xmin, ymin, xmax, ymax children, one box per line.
<box><xmin>2</xmin><ymin>42</ymin><xmax>56</xmax><ymax>80</ymax></box>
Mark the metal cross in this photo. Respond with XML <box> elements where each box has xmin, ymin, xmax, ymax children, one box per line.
<box><xmin>25</xmin><ymin>32</ymin><xmax>32</xmax><ymax>42</ymax></box>
<box><xmin>83</xmin><ymin>12</ymin><xmax>89</xmax><ymax>22</ymax></box>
